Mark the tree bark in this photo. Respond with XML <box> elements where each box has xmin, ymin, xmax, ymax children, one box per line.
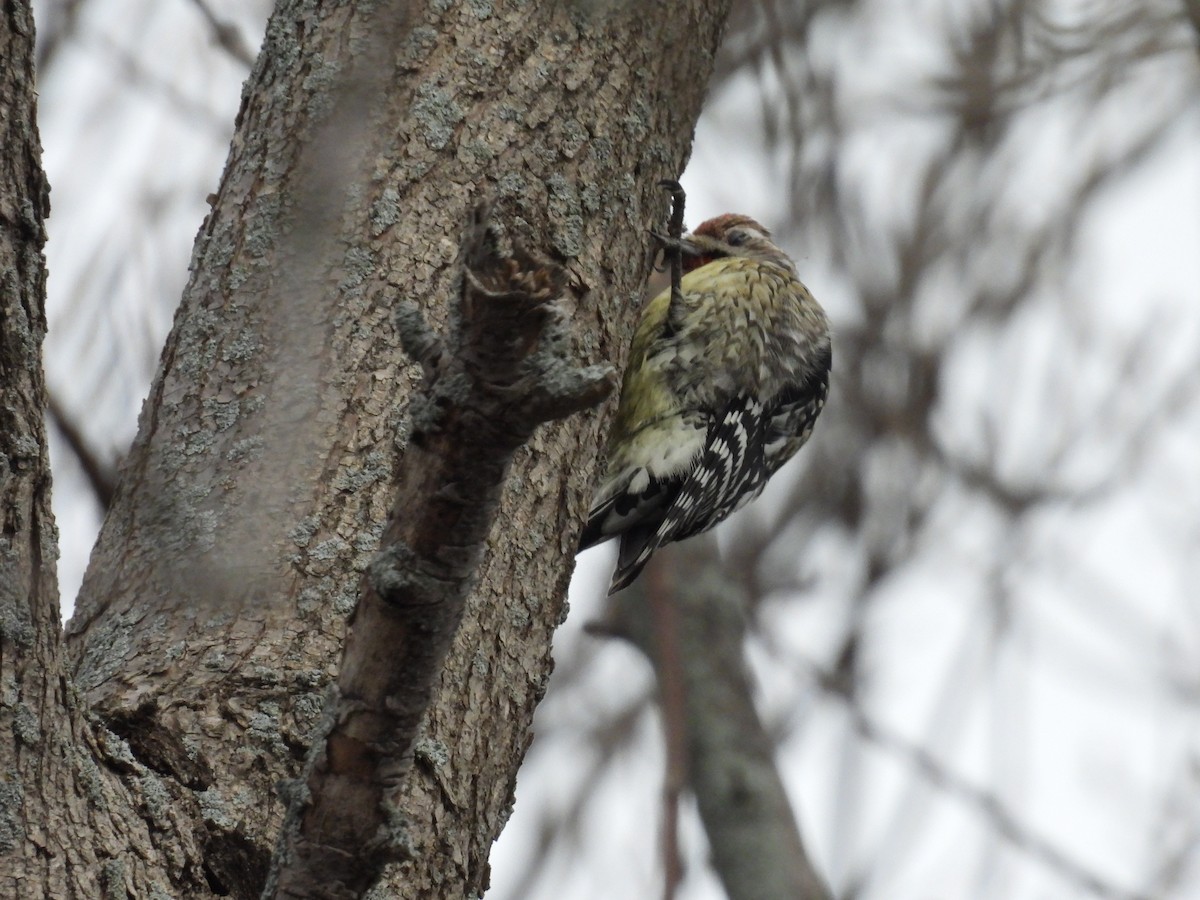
<box><xmin>0</xmin><ymin>0</ymin><xmax>68</xmax><ymax>886</ymax></box>
<box><xmin>266</xmin><ymin>209</ymin><xmax>615</xmax><ymax>898</ymax></box>
<box><xmin>2</xmin><ymin>4</ymin><xmax>201</xmax><ymax>896</ymax></box>
<box><xmin>17</xmin><ymin>1</ymin><xmax>735</xmax><ymax>897</ymax></box>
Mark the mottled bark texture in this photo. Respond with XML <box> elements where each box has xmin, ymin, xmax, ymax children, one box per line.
<box><xmin>2</xmin><ymin>5</ymin><xmax>193</xmax><ymax>897</ymax></box>
<box><xmin>0</xmin><ymin>0</ymin><xmax>63</xmax><ymax>882</ymax></box>
<box><xmin>42</xmin><ymin>1</ymin><xmax>732</xmax><ymax>898</ymax></box>
<box><xmin>267</xmin><ymin>208</ymin><xmax>614</xmax><ymax>897</ymax></box>
<box><xmin>609</xmin><ymin>541</ymin><xmax>830</xmax><ymax>900</ymax></box>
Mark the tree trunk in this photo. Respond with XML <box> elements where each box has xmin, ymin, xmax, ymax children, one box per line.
<box><xmin>0</xmin><ymin>0</ymin><xmax>732</xmax><ymax>897</ymax></box>
<box><xmin>3</xmin><ymin>4</ymin><xmax>195</xmax><ymax>896</ymax></box>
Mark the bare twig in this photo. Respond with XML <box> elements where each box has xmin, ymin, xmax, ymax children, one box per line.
<box><xmin>806</xmin><ymin>658</ymin><xmax>1151</xmax><ymax>900</ymax></box>
<box><xmin>186</xmin><ymin>0</ymin><xmax>258</xmax><ymax>68</ymax></box>
<box><xmin>263</xmin><ymin>202</ymin><xmax>614</xmax><ymax>900</ymax></box>
<box><xmin>47</xmin><ymin>390</ymin><xmax>117</xmax><ymax>509</ymax></box>
<box><xmin>495</xmin><ymin>686</ymin><xmax>655</xmax><ymax>900</ymax></box>
<box><xmin>35</xmin><ymin>0</ymin><xmax>88</xmax><ymax>72</ymax></box>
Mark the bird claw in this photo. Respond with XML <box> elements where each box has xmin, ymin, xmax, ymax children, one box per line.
<box><xmin>657</xmin><ymin>178</ymin><xmax>686</xmax><ymax>201</ymax></box>
<box><xmin>656</xmin><ymin>179</ymin><xmax>689</xmax><ymax>312</ymax></box>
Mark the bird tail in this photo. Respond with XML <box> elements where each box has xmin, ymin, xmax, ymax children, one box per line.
<box><xmin>609</xmin><ymin>525</ymin><xmax>660</xmax><ymax>594</ymax></box>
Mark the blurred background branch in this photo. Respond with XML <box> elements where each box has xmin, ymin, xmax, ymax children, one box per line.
<box><xmin>610</xmin><ymin>540</ymin><xmax>831</xmax><ymax>899</ymax></box>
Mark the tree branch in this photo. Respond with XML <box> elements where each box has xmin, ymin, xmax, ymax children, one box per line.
<box><xmin>47</xmin><ymin>390</ymin><xmax>117</xmax><ymax>509</ymax></box>
<box><xmin>185</xmin><ymin>0</ymin><xmax>257</xmax><ymax>68</ymax></box>
<box><xmin>603</xmin><ymin>539</ymin><xmax>830</xmax><ymax>900</ymax></box>
<box><xmin>264</xmin><ymin>203</ymin><xmax>615</xmax><ymax>900</ymax></box>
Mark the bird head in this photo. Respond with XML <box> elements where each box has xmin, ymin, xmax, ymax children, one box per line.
<box><xmin>668</xmin><ymin>214</ymin><xmax>794</xmax><ymax>274</ymax></box>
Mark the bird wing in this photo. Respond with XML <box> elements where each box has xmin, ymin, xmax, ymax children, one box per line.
<box><xmin>577</xmin><ymin>416</ymin><xmax>705</xmax><ymax>552</ymax></box>
<box><xmin>608</xmin><ymin>362</ymin><xmax>829</xmax><ymax>594</ymax></box>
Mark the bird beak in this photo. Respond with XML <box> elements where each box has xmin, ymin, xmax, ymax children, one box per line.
<box><xmin>649</xmin><ymin>229</ymin><xmax>708</xmax><ymax>259</ymax></box>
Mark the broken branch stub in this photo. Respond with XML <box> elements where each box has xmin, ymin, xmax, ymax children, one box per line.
<box><xmin>264</xmin><ymin>203</ymin><xmax>615</xmax><ymax>900</ymax></box>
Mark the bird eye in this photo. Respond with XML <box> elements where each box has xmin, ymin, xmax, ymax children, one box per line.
<box><xmin>725</xmin><ymin>231</ymin><xmax>747</xmax><ymax>247</ymax></box>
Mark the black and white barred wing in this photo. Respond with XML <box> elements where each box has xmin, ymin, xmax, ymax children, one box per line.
<box><xmin>760</xmin><ymin>368</ymin><xmax>830</xmax><ymax>481</ymax></box>
<box><xmin>609</xmin><ymin>377</ymin><xmax>827</xmax><ymax>593</ymax></box>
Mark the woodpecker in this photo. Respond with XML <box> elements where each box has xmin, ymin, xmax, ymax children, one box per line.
<box><xmin>579</xmin><ymin>213</ymin><xmax>831</xmax><ymax>594</ymax></box>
